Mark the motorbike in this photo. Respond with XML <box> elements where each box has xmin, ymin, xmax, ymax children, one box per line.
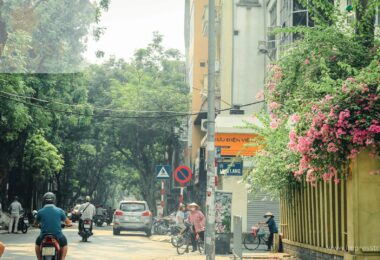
<box><xmin>79</xmin><ymin>219</ymin><xmax>92</xmax><ymax>242</ymax></box>
<box><xmin>17</xmin><ymin>213</ymin><xmax>29</xmax><ymax>234</ymax></box>
<box><xmin>153</xmin><ymin>217</ymin><xmax>173</xmax><ymax>235</ymax></box>
<box><xmin>40</xmin><ymin>234</ymin><xmax>61</xmax><ymax>260</ymax></box>
<box><xmin>93</xmin><ymin>214</ymin><xmax>105</xmax><ymax>227</ymax></box>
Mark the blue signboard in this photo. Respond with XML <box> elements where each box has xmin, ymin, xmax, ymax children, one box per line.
<box><xmin>217</xmin><ymin>162</ymin><xmax>243</xmax><ymax>176</ymax></box>
<box><xmin>155</xmin><ymin>165</ymin><xmax>171</xmax><ymax>179</ymax></box>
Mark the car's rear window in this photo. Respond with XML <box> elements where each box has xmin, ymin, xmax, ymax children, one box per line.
<box><xmin>120</xmin><ymin>203</ymin><xmax>146</xmax><ymax>212</ymax></box>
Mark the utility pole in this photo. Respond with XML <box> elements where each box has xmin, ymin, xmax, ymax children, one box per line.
<box><xmin>205</xmin><ymin>0</ymin><xmax>216</xmax><ymax>259</ymax></box>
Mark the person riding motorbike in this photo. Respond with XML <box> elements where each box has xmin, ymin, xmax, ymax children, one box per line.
<box><xmin>0</xmin><ymin>241</ymin><xmax>5</xmax><ymax>257</ymax></box>
<box><xmin>78</xmin><ymin>196</ymin><xmax>96</xmax><ymax>234</ymax></box>
<box><xmin>34</xmin><ymin>192</ymin><xmax>71</xmax><ymax>260</ymax></box>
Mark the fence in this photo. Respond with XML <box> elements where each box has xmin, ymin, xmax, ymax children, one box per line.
<box><xmin>280</xmin><ymin>179</ymin><xmax>348</xmax><ymax>253</ymax></box>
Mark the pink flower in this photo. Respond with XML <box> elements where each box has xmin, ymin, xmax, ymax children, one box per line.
<box><xmin>267</xmin><ymin>81</ymin><xmax>276</xmax><ymax>92</ymax></box>
<box><xmin>269</xmin><ymin>102</ymin><xmax>281</xmax><ymax>111</ymax></box>
<box><xmin>369</xmin><ymin>124</ymin><xmax>380</xmax><ymax>134</ymax></box>
<box><xmin>256</xmin><ymin>90</ymin><xmax>264</xmax><ymax>100</ymax></box>
<box><xmin>327</xmin><ymin>143</ymin><xmax>338</xmax><ymax>153</ymax></box>
<box><xmin>270</xmin><ymin>120</ymin><xmax>279</xmax><ymax>129</ymax></box>
<box><xmin>291</xmin><ymin>114</ymin><xmax>300</xmax><ymax>124</ymax></box>
<box><xmin>271</xmin><ymin>65</ymin><xmax>283</xmax><ymax>80</ymax></box>
<box><xmin>335</xmin><ymin>128</ymin><xmax>346</xmax><ymax>138</ymax></box>
<box><xmin>297</xmin><ymin>137</ymin><xmax>312</xmax><ymax>153</ymax></box>
<box><xmin>304</xmin><ymin>59</ymin><xmax>310</xmax><ymax>65</ymax></box>
<box><xmin>325</xmin><ymin>95</ymin><xmax>333</xmax><ymax>101</ymax></box>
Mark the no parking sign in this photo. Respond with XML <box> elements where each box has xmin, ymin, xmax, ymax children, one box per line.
<box><xmin>174</xmin><ymin>165</ymin><xmax>192</xmax><ymax>203</ymax></box>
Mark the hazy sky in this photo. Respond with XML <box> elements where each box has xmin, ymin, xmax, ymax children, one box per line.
<box><xmin>85</xmin><ymin>0</ymin><xmax>185</xmax><ymax>63</ymax></box>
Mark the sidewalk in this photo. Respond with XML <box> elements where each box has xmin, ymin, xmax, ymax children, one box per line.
<box><xmin>150</xmin><ymin>236</ymin><xmax>295</xmax><ymax>259</ymax></box>
<box><xmin>167</xmin><ymin>253</ymin><xmax>293</xmax><ymax>260</ymax></box>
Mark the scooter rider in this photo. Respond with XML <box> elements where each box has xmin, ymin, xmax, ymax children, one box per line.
<box><xmin>35</xmin><ymin>192</ymin><xmax>71</xmax><ymax>260</ymax></box>
<box><xmin>78</xmin><ymin>196</ymin><xmax>96</xmax><ymax>234</ymax></box>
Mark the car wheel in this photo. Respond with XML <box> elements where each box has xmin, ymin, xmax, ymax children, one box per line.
<box><xmin>113</xmin><ymin>229</ymin><xmax>120</xmax><ymax>236</ymax></box>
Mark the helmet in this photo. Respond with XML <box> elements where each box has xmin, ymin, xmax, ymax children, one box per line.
<box><xmin>43</xmin><ymin>192</ymin><xmax>56</xmax><ymax>204</ymax></box>
<box><xmin>85</xmin><ymin>196</ymin><xmax>91</xmax><ymax>202</ymax></box>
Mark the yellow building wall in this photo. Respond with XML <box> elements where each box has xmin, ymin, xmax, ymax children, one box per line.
<box><xmin>189</xmin><ymin>0</ymin><xmax>208</xmax><ymax>163</ymax></box>
<box><xmin>346</xmin><ymin>150</ymin><xmax>380</xmax><ymax>260</ymax></box>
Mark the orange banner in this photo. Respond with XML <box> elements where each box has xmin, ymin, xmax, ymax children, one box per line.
<box><xmin>215</xmin><ymin>133</ymin><xmax>259</xmax><ymax>156</ymax></box>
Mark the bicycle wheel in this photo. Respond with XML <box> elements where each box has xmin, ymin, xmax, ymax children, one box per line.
<box><xmin>243</xmin><ymin>233</ymin><xmax>260</xmax><ymax>250</ymax></box>
<box><xmin>176</xmin><ymin>236</ymin><xmax>190</xmax><ymax>255</ymax></box>
<box><xmin>171</xmin><ymin>234</ymin><xmax>185</xmax><ymax>247</ymax></box>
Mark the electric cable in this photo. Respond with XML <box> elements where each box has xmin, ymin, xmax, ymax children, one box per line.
<box><xmin>0</xmin><ymin>90</ymin><xmax>265</xmax><ymax>120</ymax></box>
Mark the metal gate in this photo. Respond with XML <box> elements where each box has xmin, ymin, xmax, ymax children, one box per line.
<box><xmin>246</xmin><ymin>193</ymin><xmax>280</xmax><ymax>232</ymax></box>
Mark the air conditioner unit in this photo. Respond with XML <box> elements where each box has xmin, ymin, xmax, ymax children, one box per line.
<box><xmin>201</xmin><ymin>119</ymin><xmax>208</xmax><ymax>132</ymax></box>
<box><xmin>215</xmin><ymin>61</ymin><xmax>220</xmax><ymax>73</ymax></box>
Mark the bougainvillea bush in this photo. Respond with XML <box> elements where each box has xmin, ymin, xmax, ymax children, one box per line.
<box><xmin>289</xmin><ymin>64</ymin><xmax>380</xmax><ymax>184</ymax></box>
<box><xmin>245</xmin><ymin>25</ymin><xmax>379</xmax><ymax>196</ymax></box>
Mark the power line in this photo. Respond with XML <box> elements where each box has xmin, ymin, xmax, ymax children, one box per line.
<box><xmin>0</xmin><ymin>90</ymin><xmax>265</xmax><ymax>120</ymax></box>
<box><xmin>0</xmin><ymin>90</ymin><xmax>192</xmax><ymax>115</ymax></box>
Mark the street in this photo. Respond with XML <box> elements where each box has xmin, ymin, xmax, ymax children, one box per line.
<box><xmin>0</xmin><ymin>224</ymin><xmax>195</xmax><ymax>260</ymax></box>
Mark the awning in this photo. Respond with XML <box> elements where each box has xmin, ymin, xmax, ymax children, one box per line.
<box><xmin>215</xmin><ymin>115</ymin><xmax>263</xmax><ymax>134</ymax></box>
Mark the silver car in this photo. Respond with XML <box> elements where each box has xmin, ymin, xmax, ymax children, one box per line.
<box><xmin>112</xmin><ymin>201</ymin><xmax>153</xmax><ymax>236</ymax></box>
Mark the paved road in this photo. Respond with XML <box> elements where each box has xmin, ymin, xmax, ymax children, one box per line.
<box><xmin>0</xmin><ymin>224</ymin><xmax>201</xmax><ymax>260</ymax></box>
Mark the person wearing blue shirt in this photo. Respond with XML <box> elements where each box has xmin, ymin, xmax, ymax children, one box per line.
<box><xmin>262</xmin><ymin>212</ymin><xmax>278</xmax><ymax>251</ymax></box>
<box><xmin>35</xmin><ymin>192</ymin><xmax>71</xmax><ymax>260</ymax></box>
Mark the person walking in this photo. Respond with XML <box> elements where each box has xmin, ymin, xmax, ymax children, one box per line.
<box><xmin>78</xmin><ymin>196</ymin><xmax>96</xmax><ymax>234</ymax></box>
<box><xmin>8</xmin><ymin>196</ymin><xmax>22</xmax><ymax>234</ymax></box>
<box><xmin>187</xmin><ymin>202</ymin><xmax>205</xmax><ymax>252</ymax></box>
<box><xmin>262</xmin><ymin>212</ymin><xmax>278</xmax><ymax>251</ymax></box>
<box><xmin>175</xmin><ymin>204</ymin><xmax>186</xmax><ymax>226</ymax></box>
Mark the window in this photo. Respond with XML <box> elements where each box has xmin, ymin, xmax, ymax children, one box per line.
<box><xmin>268</xmin><ymin>4</ymin><xmax>277</xmax><ymax>60</ymax></box>
<box><xmin>120</xmin><ymin>203</ymin><xmax>146</xmax><ymax>212</ymax></box>
<box><xmin>280</xmin><ymin>0</ymin><xmax>313</xmax><ymax>46</ymax></box>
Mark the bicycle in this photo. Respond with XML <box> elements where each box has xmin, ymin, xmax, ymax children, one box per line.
<box><xmin>176</xmin><ymin>221</ymin><xmax>204</xmax><ymax>255</ymax></box>
<box><xmin>170</xmin><ymin>224</ymin><xmax>183</xmax><ymax>247</ymax></box>
<box><xmin>243</xmin><ymin>223</ymin><xmax>269</xmax><ymax>250</ymax></box>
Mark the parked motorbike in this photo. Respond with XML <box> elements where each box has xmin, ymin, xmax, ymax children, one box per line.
<box><xmin>93</xmin><ymin>214</ymin><xmax>104</xmax><ymax>227</ymax></box>
<box><xmin>153</xmin><ymin>217</ymin><xmax>170</xmax><ymax>235</ymax></box>
<box><xmin>17</xmin><ymin>213</ymin><xmax>29</xmax><ymax>234</ymax></box>
<box><xmin>39</xmin><ymin>234</ymin><xmax>61</xmax><ymax>260</ymax></box>
<box><xmin>79</xmin><ymin>219</ymin><xmax>92</xmax><ymax>242</ymax></box>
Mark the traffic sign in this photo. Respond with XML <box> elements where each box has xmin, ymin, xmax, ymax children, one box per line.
<box><xmin>174</xmin><ymin>165</ymin><xmax>192</xmax><ymax>185</ymax></box>
<box><xmin>217</xmin><ymin>161</ymin><xmax>243</xmax><ymax>176</ymax></box>
<box><xmin>155</xmin><ymin>165</ymin><xmax>171</xmax><ymax>179</ymax></box>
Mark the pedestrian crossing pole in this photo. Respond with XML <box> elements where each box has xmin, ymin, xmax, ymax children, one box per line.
<box><xmin>161</xmin><ymin>180</ymin><xmax>165</xmax><ymax>209</ymax></box>
<box><xmin>205</xmin><ymin>0</ymin><xmax>216</xmax><ymax>258</ymax></box>
<box><xmin>180</xmin><ymin>184</ymin><xmax>184</xmax><ymax>204</ymax></box>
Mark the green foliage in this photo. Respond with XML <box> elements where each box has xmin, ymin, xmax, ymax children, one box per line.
<box><xmin>24</xmin><ymin>131</ymin><xmax>64</xmax><ymax>178</ymax></box>
<box><xmin>245</xmin><ymin>1</ymin><xmax>379</xmax><ymax>196</ymax></box>
<box><xmin>244</xmin><ymin>114</ymin><xmax>301</xmax><ymax>198</ymax></box>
